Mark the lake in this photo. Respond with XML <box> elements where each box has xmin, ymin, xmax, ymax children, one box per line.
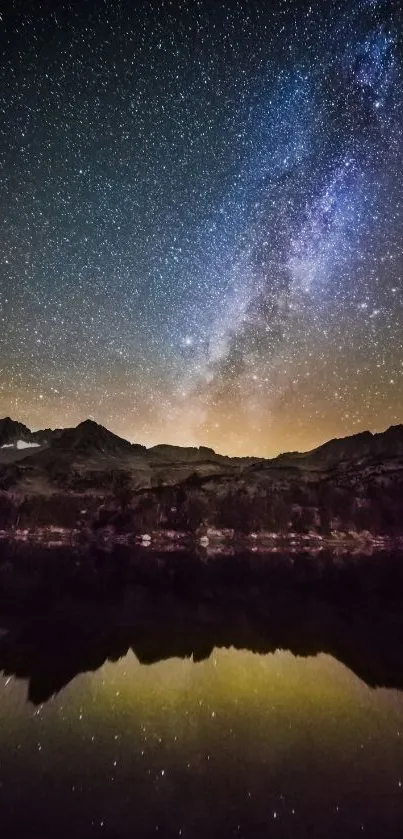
<box><xmin>1</xmin><ymin>546</ymin><xmax>403</xmax><ymax>837</ymax></box>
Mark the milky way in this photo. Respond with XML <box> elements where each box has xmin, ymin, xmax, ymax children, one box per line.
<box><xmin>1</xmin><ymin>0</ymin><xmax>403</xmax><ymax>455</ymax></box>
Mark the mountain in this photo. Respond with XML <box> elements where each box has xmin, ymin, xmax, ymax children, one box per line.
<box><xmin>0</xmin><ymin>416</ymin><xmax>59</xmax><ymax>450</ymax></box>
<box><xmin>272</xmin><ymin>425</ymin><xmax>403</xmax><ymax>469</ymax></box>
<box><xmin>0</xmin><ymin>417</ymin><xmax>403</xmax><ymax>537</ymax></box>
<box><xmin>148</xmin><ymin>443</ymin><xmax>224</xmax><ymax>464</ymax></box>
<box><xmin>0</xmin><ymin>417</ymin><xmax>36</xmax><ymax>447</ymax></box>
<box><xmin>298</xmin><ymin>425</ymin><xmax>403</xmax><ymax>467</ymax></box>
<box><xmin>52</xmin><ymin>419</ymin><xmax>142</xmax><ymax>457</ymax></box>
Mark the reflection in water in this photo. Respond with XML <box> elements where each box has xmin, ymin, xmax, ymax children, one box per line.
<box><xmin>0</xmin><ymin>549</ymin><xmax>403</xmax><ymax>837</ymax></box>
<box><xmin>1</xmin><ymin>579</ymin><xmax>403</xmax><ymax>703</ymax></box>
<box><xmin>1</xmin><ymin>646</ymin><xmax>403</xmax><ymax>838</ymax></box>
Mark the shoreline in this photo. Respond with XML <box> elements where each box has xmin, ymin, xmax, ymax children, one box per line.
<box><xmin>0</xmin><ymin>525</ymin><xmax>398</xmax><ymax>553</ymax></box>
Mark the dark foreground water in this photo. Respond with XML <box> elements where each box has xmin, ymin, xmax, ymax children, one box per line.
<box><xmin>1</xmin><ymin>546</ymin><xmax>403</xmax><ymax>838</ymax></box>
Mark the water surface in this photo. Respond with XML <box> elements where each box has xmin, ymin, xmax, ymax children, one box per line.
<box><xmin>1</xmin><ymin>547</ymin><xmax>403</xmax><ymax>837</ymax></box>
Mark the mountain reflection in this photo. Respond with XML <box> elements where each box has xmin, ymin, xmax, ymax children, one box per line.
<box><xmin>1</xmin><ymin>550</ymin><xmax>403</xmax><ymax>703</ymax></box>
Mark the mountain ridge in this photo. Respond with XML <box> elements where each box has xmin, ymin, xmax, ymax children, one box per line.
<box><xmin>2</xmin><ymin>414</ymin><xmax>403</xmax><ymax>463</ymax></box>
<box><xmin>1</xmin><ymin>416</ymin><xmax>403</xmax><ymax>538</ymax></box>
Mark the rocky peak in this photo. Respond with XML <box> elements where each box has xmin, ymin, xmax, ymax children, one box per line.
<box><xmin>52</xmin><ymin>419</ymin><xmax>138</xmax><ymax>456</ymax></box>
<box><xmin>0</xmin><ymin>417</ymin><xmax>34</xmax><ymax>447</ymax></box>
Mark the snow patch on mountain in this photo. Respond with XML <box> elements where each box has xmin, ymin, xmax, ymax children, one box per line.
<box><xmin>1</xmin><ymin>440</ymin><xmax>40</xmax><ymax>450</ymax></box>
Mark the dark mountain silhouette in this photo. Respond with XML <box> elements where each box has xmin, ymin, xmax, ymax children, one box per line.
<box><xmin>0</xmin><ymin>416</ymin><xmax>60</xmax><ymax>450</ymax></box>
<box><xmin>148</xmin><ymin>443</ymin><xmax>225</xmax><ymax>464</ymax></box>
<box><xmin>2</xmin><ymin>413</ymin><xmax>403</xmax><ymax>468</ymax></box>
<box><xmin>275</xmin><ymin>425</ymin><xmax>403</xmax><ymax>468</ymax></box>
<box><xmin>0</xmin><ymin>417</ymin><xmax>403</xmax><ymax>536</ymax></box>
<box><xmin>0</xmin><ymin>417</ymin><xmax>34</xmax><ymax>447</ymax></box>
<box><xmin>52</xmin><ymin>419</ymin><xmax>142</xmax><ymax>457</ymax></box>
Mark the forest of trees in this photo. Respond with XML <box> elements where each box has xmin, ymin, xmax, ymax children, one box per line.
<box><xmin>0</xmin><ymin>471</ymin><xmax>402</xmax><ymax>538</ymax></box>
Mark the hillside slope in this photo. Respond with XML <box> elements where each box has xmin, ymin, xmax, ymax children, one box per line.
<box><xmin>0</xmin><ymin>417</ymin><xmax>402</xmax><ymax>537</ymax></box>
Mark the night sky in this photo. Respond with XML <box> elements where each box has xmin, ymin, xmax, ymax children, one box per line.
<box><xmin>1</xmin><ymin>0</ymin><xmax>403</xmax><ymax>456</ymax></box>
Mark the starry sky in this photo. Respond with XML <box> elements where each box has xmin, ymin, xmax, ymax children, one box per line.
<box><xmin>1</xmin><ymin>0</ymin><xmax>403</xmax><ymax>456</ymax></box>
